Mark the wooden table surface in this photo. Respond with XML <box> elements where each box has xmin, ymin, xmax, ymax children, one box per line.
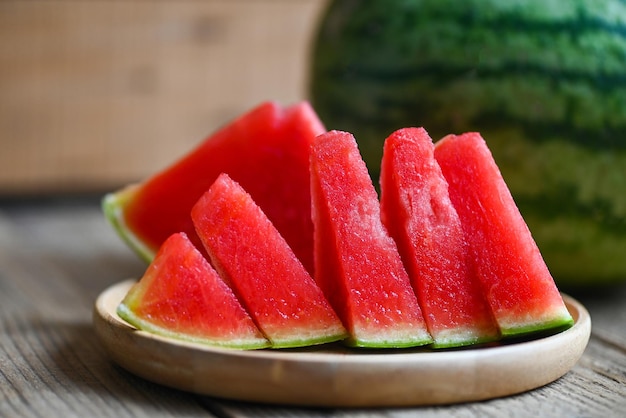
<box><xmin>1</xmin><ymin>196</ymin><xmax>625</xmax><ymax>417</ymax></box>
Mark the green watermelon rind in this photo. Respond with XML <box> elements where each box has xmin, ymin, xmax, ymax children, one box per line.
<box><xmin>268</xmin><ymin>332</ymin><xmax>348</xmax><ymax>350</ymax></box>
<box><xmin>346</xmin><ymin>326</ymin><xmax>496</xmax><ymax>350</ymax></box>
<box><xmin>347</xmin><ymin>340</ymin><xmax>432</xmax><ymax>349</ymax></box>
<box><xmin>498</xmin><ymin>313</ymin><xmax>574</xmax><ymax>340</ymax></box>
<box><xmin>345</xmin><ymin>329</ymin><xmax>433</xmax><ymax>349</ymax></box>
<box><xmin>116</xmin><ymin>302</ymin><xmax>272</xmax><ymax>350</ymax></box>
<box><xmin>102</xmin><ymin>188</ymin><xmax>156</xmax><ymax>264</ymax></box>
<box><xmin>429</xmin><ymin>329</ymin><xmax>500</xmax><ymax>350</ymax></box>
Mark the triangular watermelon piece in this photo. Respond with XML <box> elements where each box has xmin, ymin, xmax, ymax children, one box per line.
<box><xmin>434</xmin><ymin>132</ymin><xmax>574</xmax><ymax>338</ymax></box>
<box><xmin>380</xmin><ymin>128</ymin><xmax>500</xmax><ymax>348</ymax></box>
<box><xmin>191</xmin><ymin>173</ymin><xmax>347</xmax><ymax>349</ymax></box>
<box><xmin>117</xmin><ymin>232</ymin><xmax>270</xmax><ymax>349</ymax></box>
<box><xmin>310</xmin><ymin>130</ymin><xmax>433</xmax><ymax>348</ymax></box>
<box><xmin>103</xmin><ymin>101</ymin><xmax>324</xmax><ymax>274</ymax></box>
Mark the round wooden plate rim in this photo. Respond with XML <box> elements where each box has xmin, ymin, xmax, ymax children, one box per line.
<box><xmin>93</xmin><ymin>279</ymin><xmax>591</xmax><ymax>407</ymax></box>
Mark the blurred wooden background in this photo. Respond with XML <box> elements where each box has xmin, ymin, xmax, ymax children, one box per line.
<box><xmin>0</xmin><ymin>0</ymin><xmax>328</xmax><ymax>195</ymax></box>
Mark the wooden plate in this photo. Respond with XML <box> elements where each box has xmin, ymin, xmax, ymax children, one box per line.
<box><xmin>93</xmin><ymin>279</ymin><xmax>591</xmax><ymax>407</ymax></box>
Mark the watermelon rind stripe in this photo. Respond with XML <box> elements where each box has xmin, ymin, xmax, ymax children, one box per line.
<box><xmin>452</xmin><ymin>12</ymin><xmax>626</xmax><ymax>40</ymax></box>
<box><xmin>102</xmin><ymin>189</ymin><xmax>156</xmax><ymax>264</ymax></box>
<box><xmin>116</xmin><ymin>303</ymin><xmax>271</xmax><ymax>350</ymax></box>
<box><xmin>318</xmin><ymin>64</ymin><xmax>626</xmax><ymax>94</ymax></box>
<box><xmin>314</xmin><ymin>6</ymin><xmax>626</xmax><ymax>77</ymax></box>
<box><xmin>324</xmin><ymin>0</ymin><xmax>626</xmax><ymax>33</ymax></box>
<box><xmin>316</xmin><ymin>0</ymin><xmax>626</xmax><ymax>46</ymax></box>
<box><xmin>516</xmin><ymin>192</ymin><xmax>626</xmax><ymax>236</ymax></box>
<box><xmin>312</xmin><ymin>98</ymin><xmax>626</xmax><ymax>152</ymax></box>
<box><xmin>312</xmin><ymin>1</ymin><xmax>626</xmax><ymax>154</ymax></box>
<box><xmin>312</xmin><ymin>77</ymin><xmax>626</xmax><ymax>151</ymax></box>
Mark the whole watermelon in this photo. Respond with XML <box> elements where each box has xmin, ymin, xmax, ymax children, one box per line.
<box><xmin>309</xmin><ymin>0</ymin><xmax>626</xmax><ymax>288</ymax></box>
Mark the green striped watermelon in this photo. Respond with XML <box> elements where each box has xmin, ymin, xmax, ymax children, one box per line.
<box><xmin>310</xmin><ymin>0</ymin><xmax>626</xmax><ymax>287</ymax></box>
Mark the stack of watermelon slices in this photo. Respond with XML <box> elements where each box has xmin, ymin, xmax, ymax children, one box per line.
<box><xmin>108</xmin><ymin>101</ymin><xmax>574</xmax><ymax>350</ymax></box>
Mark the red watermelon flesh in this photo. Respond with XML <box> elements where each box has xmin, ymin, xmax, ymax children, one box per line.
<box><xmin>116</xmin><ymin>232</ymin><xmax>270</xmax><ymax>349</ymax></box>
<box><xmin>380</xmin><ymin>128</ymin><xmax>500</xmax><ymax>348</ymax></box>
<box><xmin>434</xmin><ymin>133</ymin><xmax>574</xmax><ymax>337</ymax></box>
<box><xmin>103</xmin><ymin>101</ymin><xmax>324</xmax><ymax>274</ymax></box>
<box><xmin>310</xmin><ymin>130</ymin><xmax>432</xmax><ymax>348</ymax></box>
<box><xmin>191</xmin><ymin>173</ymin><xmax>347</xmax><ymax>349</ymax></box>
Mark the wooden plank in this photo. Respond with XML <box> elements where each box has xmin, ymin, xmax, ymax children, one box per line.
<box><xmin>0</xmin><ymin>0</ymin><xmax>328</xmax><ymax>194</ymax></box>
<box><xmin>0</xmin><ymin>203</ymin><xmax>216</xmax><ymax>417</ymax></box>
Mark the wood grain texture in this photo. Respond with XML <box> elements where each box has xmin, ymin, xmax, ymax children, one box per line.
<box><xmin>0</xmin><ymin>200</ymin><xmax>214</xmax><ymax>417</ymax></box>
<box><xmin>1</xmin><ymin>198</ymin><xmax>625</xmax><ymax>417</ymax></box>
<box><xmin>94</xmin><ymin>279</ymin><xmax>591</xmax><ymax>407</ymax></box>
<box><xmin>94</xmin><ymin>282</ymin><xmax>591</xmax><ymax>408</ymax></box>
<box><xmin>0</xmin><ymin>0</ymin><xmax>327</xmax><ymax>194</ymax></box>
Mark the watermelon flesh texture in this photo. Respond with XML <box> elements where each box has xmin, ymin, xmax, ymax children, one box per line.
<box><xmin>117</xmin><ymin>232</ymin><xmax>270</xmax><ymax>349</ymax></box>
<box><xmin>434</xmin><ymin>133</ymin><xmax>574</xmax><ymax>337</ymax></box>
<box><xmin>191</xmin><ymin>173</ymin><xmax>347</xmax><ymax>349</ymax></box>
<box><xmin>310</xmin><ymin>130</ymin><xmax>432</xmax><ymax>348</ymax></box>
<box><xmin>380</xmin><ymin>128</ymin><xmax>500</xmax><ymax>348</ymax></box>
<box><xmin>103</xmin><ymin>101</ymin><xmax>324</xmax><ymax>274</ymax></box>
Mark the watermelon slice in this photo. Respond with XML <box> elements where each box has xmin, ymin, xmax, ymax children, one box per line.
<box><xmin>191</xmin><ymin>173</ymin><xmax>347</xmax><ymax>349</ymax></box>
<box><xmin>310</xmin><ymin>130</ymin><xmax>433</xmax><ymax>348</ymax></box>
<box><xmin>103</xmin><ymin>101</ymin><xmax>324</xmax><ymax>273</ymax></box>
<box><xmin>380</xmin><ymin>128</ymin><xmax>500</xmax><ymax>348</ymax></box>
<box><xmin>116</xmin><ymin>232</ymin><xmax>270</xmax><ymax>349</ymax></box>
<box><xmin>434</xmin><ymin>132</ymin><xmax>574</xmax><ymax>338</ymax></box>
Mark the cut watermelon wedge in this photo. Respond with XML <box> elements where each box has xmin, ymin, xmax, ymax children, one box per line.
<box><xmin>380</xmin><ymin>128</ymin><xmax>500</xmax><ymax>348</ymax></box>
<box><xmin>103</xmin><ymin>101</ymin><xmax>324</xmax><ymax>273</ymax></box>
<box><xmin>434</xmin><ymin>133</ymin><xmax>574</xmax><ymax>338</ymax></box>
<box><xmin>116</xmin><ymin>232</ymin><xmax>270</xmax><ymax>349</ymax></box>
<box><xmin>310</xmin><ymin>130</ymin><xmax>433</xmax><ymax>348</ymax></box>
<box><xmin>191</xmin><ymin>173</ymin><xmax>347</xmax><ymax>349</ymax></box>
